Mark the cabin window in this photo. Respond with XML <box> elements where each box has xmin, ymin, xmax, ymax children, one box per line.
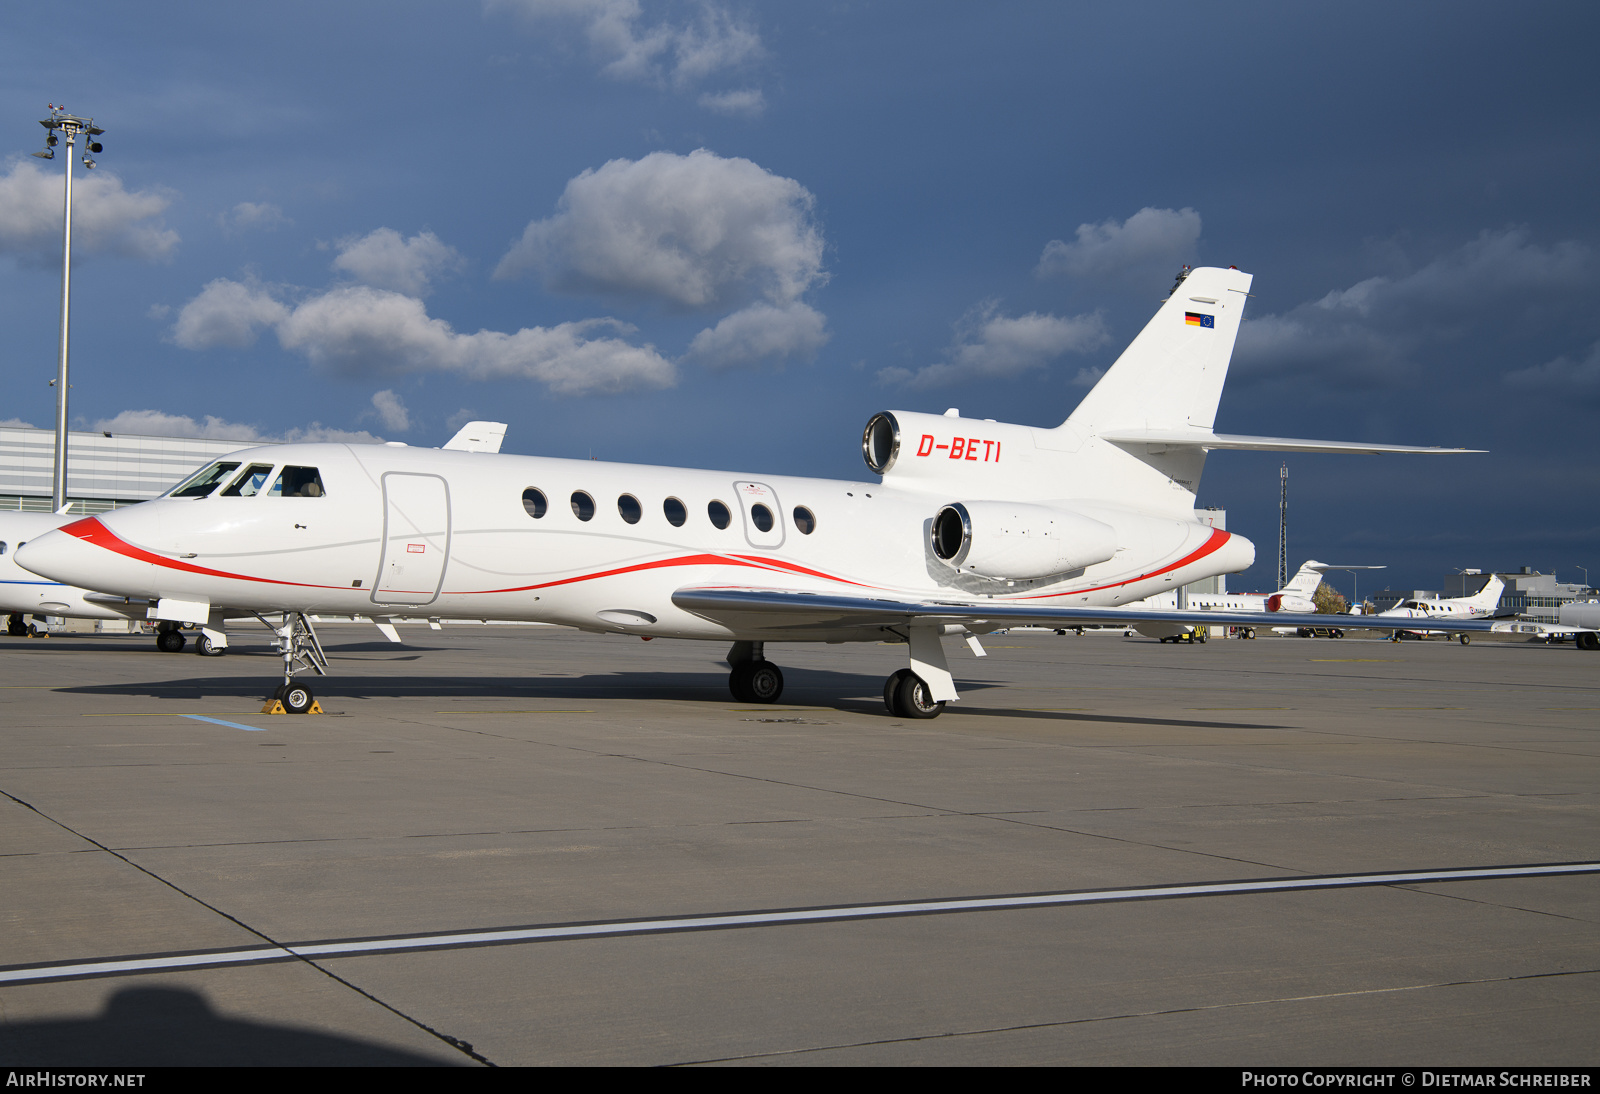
<box><xmin>618</xmin><ymin>494</ymin><xmax>642</xmax><ymax>524</ymax></box>
<box><xmin>168</xmin><ymin>461</ymin><xmax>241</xmax><ymax>499</ymax></box>
<box><xmin>221</xmin><ymin>464</ymin><xmax>276</xmax><ymax>497</ymax></box>
<box><xmin>663</xmin><ymin>497</ymin><xmax>687</xmax><ymax>527</ymax></box>
<box><xmin>793</xmin><ymin>506</ymin><xmax>816</xmax><ymax>535</ymax></box>
<box><xmin>270</xmin><ymin>466</ymin><xmax>325</xmax><ymax>498</ymax></box>
<box><xmin>522</xmin><ymin>488</ymin><xmax>548</xmax><ymax>518</ymax></box>
<box><xmin>571</xmin><ymin>491</ymin><xmax>595</xmax><ymax>521</ymax></box>
<box><xmin>708</xmin><ymin>500</ymin><xmax>731</xmax><ymax>530</ymax></box>
<box><xmin>750</xmin><ymin>503</ymin><xmax>774</xmax><ymax>533</ymax></box>
<box><xmin>0</xmin><ymin>542</ymin><xmax>6</xmax><ymax>555</ymax></box>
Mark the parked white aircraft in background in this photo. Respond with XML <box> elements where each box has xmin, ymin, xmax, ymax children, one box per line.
<box><xmin>0</xmin><ymin>511</ymin><xmax>130</xmax><ymax>636</ymax></box>
<box><xmin>17</xmin><ymin>267</ymin><xmax>1488</xmax><ymax>717</ymax></box>
<box><xmin>1493</xmin><ymin>600</ymin><xmax>1600</xmax><ymax>650</ymax></box>
<box><xmin>1376</xmin><ymin>574</ymin><xmax>1506</xmax><ymax>642</ymax></box>
<box><xmin>1130</xmin><ymin>559</ymin><xmax>1383</xmax><ymax>642</ymax></box>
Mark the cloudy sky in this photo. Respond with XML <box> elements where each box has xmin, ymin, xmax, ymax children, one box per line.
<box><xmin>2</xmin><ymin>2</ymin><xmax>1597</xmax><ymax>595</ymax></box>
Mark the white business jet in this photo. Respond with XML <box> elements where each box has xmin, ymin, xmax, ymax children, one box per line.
<box><xmin>1377</xmin><ymin>573</ymin><xmax>1507</xmax><ymax>643</ymax></box>
<box><xmin>16</xmin><ymin>267</ymin><xmax>1486</xmax><ymax>716</ymax></box>
<box><xmin>1130</xmin><ymin>559</ymin><xmax>1383</xmax><ymax>641</ymax></box>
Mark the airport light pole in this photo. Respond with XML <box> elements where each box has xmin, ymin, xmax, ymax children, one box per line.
<box><xmin>31</xmin><ymin>106</ymin><xmax>105</xmax><ymax>513</ymax></box>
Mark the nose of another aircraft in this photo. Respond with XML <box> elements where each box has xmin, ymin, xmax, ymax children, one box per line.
<box><xmin>15</xmin><ymin>526</ymin><xmax>98</xmax><ymax>586</ymax></box>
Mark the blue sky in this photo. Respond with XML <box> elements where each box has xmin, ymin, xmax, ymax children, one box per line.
<box><xmin>2</xmin><ymin>2</ymin><xmax>1597</xmax><ymax>596</ymax></box>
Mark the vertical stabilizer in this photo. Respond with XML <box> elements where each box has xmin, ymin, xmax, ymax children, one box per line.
<box><xmin>1063</xmin><ymin>266</ymin><xmax>1253</xmax><ymax>435</ymax></box>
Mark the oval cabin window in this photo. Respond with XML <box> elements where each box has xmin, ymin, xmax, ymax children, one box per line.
<box><xmin>522</xmin><ymin>488</ymin><xmax>547</xmax><ymax>518</ymax></box>
<box><xmin>663</xmin><ymin>497</ymin><xmax>687</xmax><ymax>527</ymax></box>
<box><xmin>571</xmin><ymin>491</ymin><xmax>595</xmax><ymax>521</ymax></box>
<box><xmin>707</xmin><ymin>500</ymin><xmax>731</xmax><ymax>530</ymax></box>
<box><xmin>793</xmin><ymin>506</ymin><xmax>816</xmax><ymax>535</ymax></box>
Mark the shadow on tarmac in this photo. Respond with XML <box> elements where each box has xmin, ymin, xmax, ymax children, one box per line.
<box><xmin>0</xmin><ymin>986</ymin><xmax>464</xmax><ymax>1066</ymax></box>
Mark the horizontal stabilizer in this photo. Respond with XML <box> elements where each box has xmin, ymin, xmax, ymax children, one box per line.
<box><xmin>1098</xmin><ymin>430</ymin><xmax>1485</xmax><ymax>455</ymax></box>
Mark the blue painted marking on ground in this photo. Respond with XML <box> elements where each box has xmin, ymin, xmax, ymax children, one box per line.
<box><xmin>183</xmin><ymin>714</ymin><xmax>267</xmax><ymax>732</ymax></box>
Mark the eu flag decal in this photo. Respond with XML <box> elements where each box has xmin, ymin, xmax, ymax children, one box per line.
<box><xmin>1184</xmin><ymin>312</ymin><xmax>1214</xmax><ymax>328</ymax></box>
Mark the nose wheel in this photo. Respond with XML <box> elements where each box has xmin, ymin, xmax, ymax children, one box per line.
<box><xmin>273</xmin><ymin>681</ymin><xmax>317</xmax><ymax>715</ymax></box>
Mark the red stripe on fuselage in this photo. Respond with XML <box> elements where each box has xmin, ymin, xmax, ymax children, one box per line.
<box><xmin>59</xmin><ymin>519</ymin><xmax>870</xmax><ymax>598</ymax></box>
<box><xmin>1007</xmin><ymin>528</ymin><xmax>1234</xmax><ymax>601</ymax></box>
<box><xmin>58</xmin><ymin>518</ymin><xmax>349</xmax><ymax>590</ymax></box>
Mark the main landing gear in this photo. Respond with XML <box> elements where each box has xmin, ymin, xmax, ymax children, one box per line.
<box><xmin>883</xmin><ymin>667</ymin><xmax>944</xmax><ymax>719</ymax></box>
<box><xmin>727</xmin><ymin>641</ymin><xmax>785</xmax><ymax>703</ymax></box>
<box><xmin>155</xmin><ymin>622</ymin><xmax>186</xmax><ymax>652</ymax></box>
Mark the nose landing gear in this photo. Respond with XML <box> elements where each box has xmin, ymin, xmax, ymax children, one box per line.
<box><xmin>260</xmin><ymin>612</ymin><xmax>328</xmax><ymax>714</ymax></box>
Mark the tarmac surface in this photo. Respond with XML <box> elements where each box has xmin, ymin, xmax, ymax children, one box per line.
<box><xmin>0</xmin><ymin>623</ymin><xmax>1596</xmax><ymax>1066</ymax></box>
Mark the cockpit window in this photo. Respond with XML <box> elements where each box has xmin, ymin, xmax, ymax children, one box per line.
<box><xmin>168</xmin><ymin>461</ymin><xmax>242</xmax><ymax>499</ymax></box>
<box><xmin>270</xmin><ymin>466</ymin><xmax>326</xmax><ymax>498</ymax></box>
<box><xmin>221</xmin><ymin>464</ymin><xmax>276</xmax><ymax>497</ymax></box>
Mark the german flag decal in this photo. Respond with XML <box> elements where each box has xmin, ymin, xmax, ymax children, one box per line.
<box><xmin>1185</xmin><ymin>312</ymin><xmax>1215</xmax><ymax>328</ymax></box>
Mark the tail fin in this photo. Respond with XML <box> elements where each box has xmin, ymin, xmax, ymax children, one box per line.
<box><xmin>1280</xmin><ymin>560</ymin><xmax>1328</xmax><ymax>598</ymax></box>
<box><xmin>1064</xmin><ymin>266</ymin><xmax>1253</xmax><ymax>435</ymax></box>
<box><xmin>1468</xmin><ymin>574</ymin><xmax>1505</xmax><ymax>610</ymax></box>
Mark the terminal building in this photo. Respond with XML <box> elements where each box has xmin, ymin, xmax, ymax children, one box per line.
<box><xmin>0</xmin><ymin>424</ymin><xmax>257</xmax><ymax>514</ymax></box>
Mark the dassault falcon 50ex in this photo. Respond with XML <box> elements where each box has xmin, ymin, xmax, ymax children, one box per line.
<box><xmin>16</xmin><ymin>266</ymin><xmax>1487</xmax><ymax>716</ymax></box>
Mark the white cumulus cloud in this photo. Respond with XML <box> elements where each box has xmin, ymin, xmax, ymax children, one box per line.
<box><xmin>1036</xmin><ymin>207</ymin><xmax>1202</xmax><ymax>283</ymax></box>
<box><xmin>878</xmin><ymin>302</ymin><xmax>1108</xmax><ymax>389</ymax></box>
<box><xmin>0</xmin><ymin>159</ymin><xmax>178</xmax><ymax>263</ymax></box>
<box><xmin>369</xmin><ymin>390</ymin><xmax>412</xmax><ymax>432</ymax></box>
<box><xmin>496</xmin><ymin>149</ymin><xmax>825</xmax><ymax>312</ymax></box>
<box><xmin>91</xmin><ymin>409</ymin><xmax>383</xmax><ymax>444</ymax></box>
<box><xmin>491</xmin><ymin>0</ymin><xmax>763</xmax><ymax>105</ymax></box>
<box><xmin>171</xmin><ymin>278</ymin><xmax>290</xmax><ymax>350</ymax></box>
<box><xmin>697</xmin><ymin>88</ymin><xmax>764</xmax><ymax>118</ymax></box>
<box><xmin>171</xmin><ymin>279</ymin><xmax>676</xmax><ymax>396</ymax></box>
<box><xmin>219</xmin><ymin>201</ymin><xmax>289</xmax><ymax>233</ymax></box>
<box><xmin>685</xmin><ymin>301</ymin><xmax>829</xmax><ymax>370</ymax></box>
<box><xmin>332</xmin><ymin>227</ymin><xmax>464</xmax><ymax>296</ymax></box>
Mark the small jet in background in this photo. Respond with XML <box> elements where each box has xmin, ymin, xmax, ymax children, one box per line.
<box><xmin>1375</xmin><ymin>574</ymin><xmax>1506</xmax><ymax>643</ymax></box>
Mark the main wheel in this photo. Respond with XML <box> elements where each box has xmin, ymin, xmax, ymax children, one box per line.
<box><xmin>157</xmin><ymin>629</ymin><xmax>186</xmax><ymax>653</ymax></box>
<box><xmin>196</xmin><ymin>633</ymin><xmax>226</xmax><ymax>656</ymax></box>
<box><xmin>1458</xmin><ymin>633</ymin><xmax>1471</xmax><ymax>646</ymax></box>
<box><xmin>281</xmin><ymin>682</ymin><xmax>315</xmax><ymax>714</ymax></box>
<box><xmin>6</xmin><ymin>614</ymin><xmax>24</xmax><ymax>636</ymax></box>
<box><xmin>728</xmin><ymin>660</ymin><xmax>784</xmax><ymax>704</ymax></box>
<box><xmin>892</xmin><ymin>671</ymin><xmax>944</xmax><ymax>719</ymax></box>
<box><xmin>883</xmin><ymin>668</ymin><xmax>913</xmax><ymax>713</ymax></box>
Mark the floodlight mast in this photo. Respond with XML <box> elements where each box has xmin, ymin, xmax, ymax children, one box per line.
<box><xmin>34</xmin><ymin>106</ymin><xmax>104</xmax><ymax>513</ymax></box>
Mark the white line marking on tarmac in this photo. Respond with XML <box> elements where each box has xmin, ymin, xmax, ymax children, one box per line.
<box><xmin>4</xmin><ymin>861</ymin><xmax>1595</xmax><ymax>985</ymax></box>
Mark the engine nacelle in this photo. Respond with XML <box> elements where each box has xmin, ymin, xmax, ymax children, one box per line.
<box><xmin>930</xmin><ymin>501</ymin><xmax>1118</xmax><ymax>581</ymax></box>
<box><xmin>1266</xmin><ymin>594</ymin><xmax>1314</xmax><ymax>613</ymax></box>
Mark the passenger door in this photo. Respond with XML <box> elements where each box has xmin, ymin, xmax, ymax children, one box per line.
<box><xmin>373</xmin><ymin>473</ymin><xmax>451</xmax><ymax>606</ymax></box>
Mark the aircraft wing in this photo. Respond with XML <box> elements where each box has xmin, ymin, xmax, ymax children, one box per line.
<box><xmin>671</xmin><ymin>586</ymin><xmax>1499</xmax><ymax>633</ymax></box>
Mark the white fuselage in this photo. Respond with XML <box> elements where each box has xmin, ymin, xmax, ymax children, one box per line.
<box><xmin>17</xmin><ymin>441</ymin><xmax>1254</xmax><ymax>643</ymax></box>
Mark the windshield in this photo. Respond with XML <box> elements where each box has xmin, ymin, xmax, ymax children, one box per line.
<box><xmin>167</xmin><ymin>461</ymin><xmax>242</xmax><ymax>499</ymax></box>
<box><xmin>221</xmin><ymin>463</ymin><xmax>276</xmax><ymax>498</ymax></box>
